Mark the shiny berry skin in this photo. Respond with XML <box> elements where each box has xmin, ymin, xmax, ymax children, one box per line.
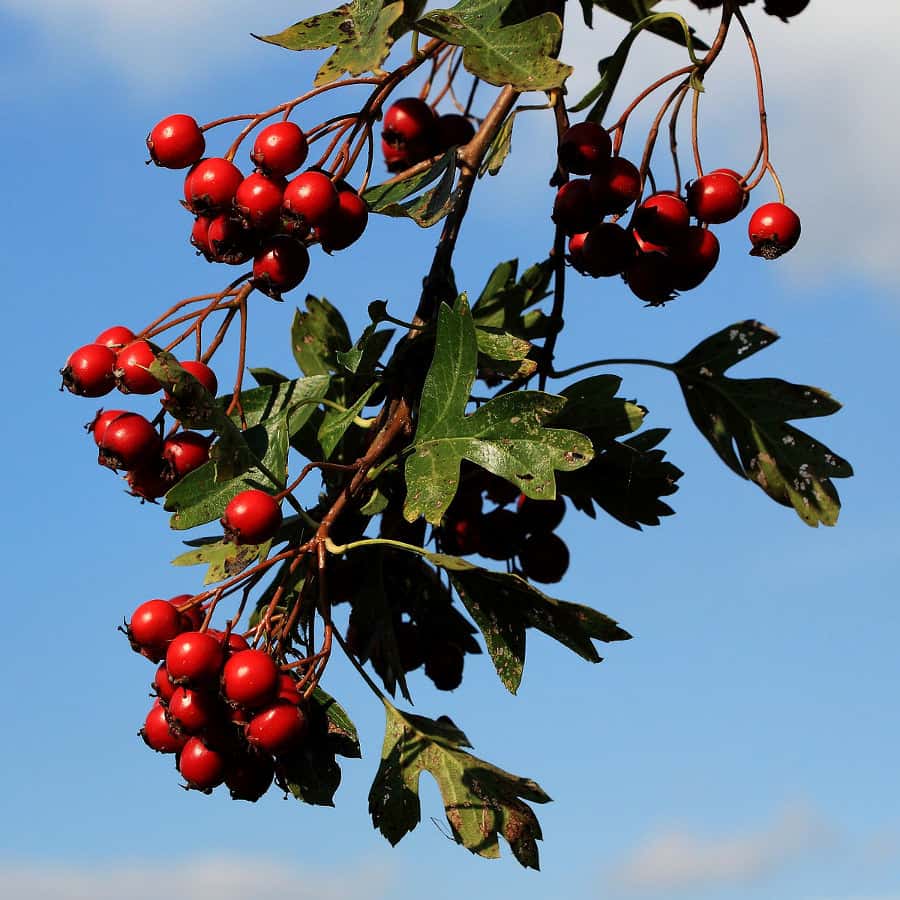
<box><xmin>178</xmin><ymin>737</ymin><xmax>227</xmax><ymax>791</ymax></box>
<box><xmin>185</xmin><ymin>158</ymin><xmax>243</xmax><ymax>213</ymax></box>
<box><xmin>558</xmin><ymin>122</ymin><xmax>612</xmax><ymax>175</ymax></box>
<box><xmin>114</xmin><ymin>340</ymin><xmax>159</xmax><ymax>395</ymax></box>
<box><xmin>748</xmin><ymin>202</ymin><xmax>801</xmax><ymax>259</ymax></box>
<box><xmin>764</xmin><ymin>0</ymin><xmax>809</xmax><ymax>21</ymax></box>
<box><xmin>126</xmin><ymin>462</ymin><xmax>172</xmax><ymax>501</ymax></box>
<box><xmin>225</xmin><ymin>750</ymin><xmax>275</xmax><ymax>802</ymax></box>
<box><xmin>206</xmin><ymin>214</ymin><xmax>254</xmax><ymax>265</ymax></box>
<box><xmin>221</xmin><ymin>489</ymin><xmax>283</xmax><ymax>544</ymax></box>
<box><xmin>277</xmin><ymin>673</ymin><xmax>301</xmax><ymax>705</ymax></box>
<box><xmin>634</xmin><ymin>192</ymin><xmax>690</xmax><ymax>246</ymax></box>
<box><xmin>318</xmin><ymin>184</ymin><xmax>369</xmax><ymax>252</ymax></box>
<box><xmin>94</xmin><ymin>325</ymin><xmax>135</xmax><ymax>348</ymax></box>
<box><xmin>179</xmin><ymin>359</ymin><xmax>218</xmax><ymax>396</ymax></box>
<box><xmin>141</xmin><ymin>702</ymin><xmax>187</xmax><ymax>753</ymax></box>
<box><xmin>235</xmin><ymin>172</ymin><xmax>286</xmax><ymax>231</ymax></box>
<box><xmin>710</xmin><ymin>168</ymin><xmax>750</xmax><ymax>210</ymax></box>
<box><xmin>436</xmin><ymin>114</ymin><xmax>476</xmax><ymax>151</ymax></box>
<box><xmin>282</xmin><ymin>171</ymin><xmax>339</xmax><ymax>228</ymax></box>
<box><xmin>147</xmin><ymin>115</ymin><xmax>205</xmax><ymax>169</ymax></box>
<box><xmin>519</xmin><ymin>532</ymin><xmax>570</xmax><ymax>584</ymax></box>
<box><xmin>98</xmin><ymin>412</ymin><xmax>161</xmax><ymax>470</ymax></box>
<box><xmin>517</xmin><ymin>495</ymin><xmax>566</xmax><ymax>535</ymax></box>
<box><xmin>222</xmin><ymin>649</ymin><xmax>279</xmax><ymax>709</ymax></box>
<box><xmin>154</xmin><ymin>663</ymin><xmax>177</xmax><ymax>703</ymax></box>
<box><xmin>61</xmin><ymin>344</ymin><xmax>117</xmax><ymax>397</ymax></box>
<box><xmin>209</xmin><ymin>629</ymin><xmax>251</xmax><ymax>655</ymax></box>
<box><xmin>252</xmin><ymin>237</ymin><xmax>310</xmax><ymax>298</ymax></box>
<box><xmin>590</xmin><ymin>156</ymin><xmax>642</xmax><ymax>214</ymax></box>
<box><xmin>552</xmin><ymin>179</ymin><xmax>599</xmax><ymax>235</ymax></box>
<box><xmin>251</xmin><ymin>122</ymin><xmax>309</xmax><ymax>177</ymax></box>
<box><xmin>624</xmin><ymin>252</ymin><xmax>678</xmax><ymax>305</ymax></box>
<box><xmin>425</xmin><ymin>643</ymin><xmax>464</xmax><ymax>691</ymax></box>
<box><xmin>166</xmin><ymin>686</ymin><xmax>220</xmax><ymax>734</ymax></box>
<box><xmin>128</xmin><ymin>599</ymin><xmax>185</xmax><ymax>655</ymax></box>
<box><xmin>190</xmin><ymin>215</ymin><xmax>214</xmax><ymax>259</ymax></box>
<box><xmin>687</xmin><ymin>171</ymin><xmax>745</xmax><ymax>224</ymax></box>
<box><xmin>381</xmin><ymin>139</ymin><xmax>412</xmax><ymax>172</ymax></box>
<box><xmin>672</xmin><ymin>226</ymin><xmax>720</xmax><ymax>290</ymax></box>
<box><xmin>87</xmin><ymin>408</ymin><xmax>126</xmax><ymax>447</ymax></box>
<box><xmin>581</xmin><ymin>222</ymin><xmax>636</xmax><ymax>277</ymax></box>
<box><xmin>568</xmin><ymin>232</ymin><xmax>589</xmax><ymax>273</ymax></box>
<box><xmin>166</xmin><ymin>631</ymin><xmax>225</xmax><ymax>685</ymax></box>
<box><xmin>162</xmin><ymin>431</ymin><xmax>210</xmax><ymax>479</ymax></box>
<box><xmin>246</xmin><ymin>702</ymin><xmax>309</xmax><ymax>754</ymax></box>
<box><xmin>383</xmin><ymin>97</ymin><xmax>436</xmax><ymax>145</ymax></box>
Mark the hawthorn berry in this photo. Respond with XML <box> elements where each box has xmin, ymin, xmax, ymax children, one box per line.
<box><xmin>424</xmin><ymin>643</ymin><xmax>464</xmax><ymax>691</ymax></box>
<box><xmin>147</xmin><ymin>114</ymin><xmax>205</xmax><ymax>169</ymax></box>
<box><xmin>178</xmin><ymin>736</ymin><xmax>227</xmax><ymax>791</ymax></box>
<box><xmin>552</xmin><ymin>179</ymin><xmax>599</xmax><ymax>235</ymax></box>
<box><xmin>162</xmin><ymin>431</ymin><xmax>210</xmax><ymax>479</ymax></box>
<box><xmin>436</xmin><ymin>114</ymin><xmax>476</xmax><ymax>151</ymax></box>
<box><xmin>141</xmin><ymin>702</ymin><xmax>187</xmax><ymax>753</ymax></box>
<box><xmin>235</xmin><ymin>172</ymin><xmax>286</xmax><ymax>231</ymax></box>
<box><xmin>568</xmin><ymin>232</ymin><xmax>589</xmax><ymax>273</ymax></box>
<box><xmin>441</xmin><ymin>516</ymin><xmax>482</xmax><ymax>556</ymax></box>
<box><xmin>190</xmin><ymin>215</ymin><xmax>214</xmax><ymax>259</ymax></box>
<box><xmin>128</xmin><ymin>598</ymin><xmax>185</xmax><ymax>657</ymax></box>
<box><xmin>687</xmin><ymin>171</ymin><xmax>745</xmax><ymax>224</ymax></box>
<box><xmin>61</xmin><ymin>344</ymin><xmax>117</xmax><ymax>397</ymax></box>
<box><xmin>221</xmin><ymin>489</ymin><xmax>283</xmax><ymax>545</ymax></box>
<box><xmin>94</xmin><ymin>325</ymin><xmax>135</xmax><ymax>348</ymax></box>
<box><xmin>558</xmin><ymin>122</ymin><xmax>612</xmax><ymax>175</ymax></box>
<box><xmin>222</xmin><ymin>649</ymin><xmax>279</xmax><ymax>709</ymax></box>
<box><xmin>277</xmin><ymin>673</ymin><xmax>301</xmax><ymax>705</ymax></box>
<box><xmin>251</xmin><ymin>121</ymin><xmax>309</xmax><ymax>176</ymax></box>
<box><xmin>581</xmin><ymin>222</ymin><xmax>636</xmax><ymax>277</ymax></box>
<box><xmin>282</xmin><ymin>171</ymin><xmax>339</xmax><ymax>230</ymax></box>
<box><xmin>210</xmin><ymin>630</ymin><xmax>251</xmax><ymax>654</ymax></box>
<box><xmin>590</xmin><ymin>156</ymin><xmax>642</xmax><ymax>214</ymax></box>
<box><xmin>624</xmin><ymin>252</ymin><xmax>678</xmax><ymax>306</ymax></box>
<box><xmin>166</xmin><ymin>686</ymin><xmax>221</xmax><ymax>734</ymax></box>
<box><xmin>482</xmin><ymin>472</ymin><xmax>521</xmax><ymax>506</ymax></box>
<box><xmin>517</xmin><ymin>495</ymin><xmax>566</xmax><ymax>535</ymax></box>
<box><xmin>252</xmin><ymin>237</ymin><xmax>310</xmax><ymax>298</ymax></box>
<box><xmin>178</xmin><ymin>359</ymin><xmax>218</xmax><ymax>396</ymax></box>
<box><xmin>710</xmin><ymin>168</ymin><xmax>750</xmax><ymax>209</ymax></box>
<box><xmin>672</xmin><ymin>226</ymin><xmax>720</xmax><ymax>290</ymax></box>
<box><xmin>154</xmin><ymin>663</ymin><xmax>177</xmax><ymax>703</ymax></box>
<box><xmin>185</xmin><ymin>158</ymin><xmax>244</xmax><ymax>214</ymax></box>
<box><xmin>126</xmin><ymin>461</ymin><xmax>172</xmax><ymax>502</ymax></box>
<box><xmin>519</xmin><ymin>533</ymin><xmax>570</xmax><ymax>584</ymax></box>
<box><xmin>99</xmin><ymin>412</ymin><xmax>161</xmax><ymax>470</ymax></box>
<box><xmin>382</xmin><ymin>98</ymin><xmax>437</xmax><ymax>170</ymax></box>
<box><xmin>479</xmin><ymin>509</ymin><xmax>525</xmax><ymax>561</ymax></box>
<box><xmin>114</xmin><ymin>340</ymin><xmax>159</xmax><ymax>395</ymax></box>
<box><xmin>318</xmin><ymin>184</ymin><xmax>369</xmax><ymax>252</ymax></box>
<box><xmin>225</xmin><ymin>750</ymin><xmax>275</xmax><ymax>801</ymax></box>
<box><xmin>633</xmin><ymin>192</ymin><xmax>690</xmax><ymax>247</ymax></box>
<box><xmin>246</xmin><ymin>702</ymin><xmax>309</xmax><ymax>754</ymax></box>
<box><xmin>87</xmin><ymin>409</ymin><xmax>126</xmax><ymax>446</ymax></box>
<box><xmin>207</xmin><ymin>214</ymin><xmax>255</xmax><ymax>265</ymax></box>
<box><xmin>748</xmin><ymin>202</ymin><xmax>801</xmax><ymax>259</ymax></box>
<box><xmin>166</xmin><ymin>631</ymin><xmax>225</xmax><ymax>685</ymax></box>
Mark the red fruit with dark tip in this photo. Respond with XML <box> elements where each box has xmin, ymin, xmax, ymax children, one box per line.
<box><xmin>558</xmin><ymin>121</ymin><xmax>612</xmax><ymax>175</ymax></box>
<box><xmin>519</xmin><ymin>532</ymin><xmax>570</xmax><ymax>584</ymax></box>
<box><xmin>383</xmin><ymin>97</ymin><xmax>437</xmax><ymax>145</ymax></box>
<box><xmin>222</xmin><ymin>649</ymin><xmax>279</xmax><ymax>709</ymax></box>
<box><xmin>624</xmin><ymin>252</ymin><xmax>678</xmax><ymax>305</ymax></box>
<box><xmin>672</xmin><ymin>226</ymin><xmax>720</xmax><ymax>290</ymax></box>
<box><xmin>166</xmin><ymin>631</ymin><xmax>225</xmax><ymax>685</ymax></box>
<box><xmin>552</xmin><ymin>179</ymin><xmax>599</xmax><ymax>235</ymax></box>
<box><xmin>581</xmin><ymin>222</ymin><xmax>636</xmax><ymax>277</ymax></box>
<box><xmin>436</xmin><ymin>114</ymin><xmax>476</xmax><ymax>151</ymax></box>
<box><xmin>99</xmin><ymin>412</ymin><xmax>161</xmax><ymax>470</ymax></box>
<box><xmin>61</xmin><ymin>344</ymin><xmax>117</xmax><ymax>397</ymax></box>
<box><xmin>190</xmin><ymin>215</ymin><xmax>214</xmax><ymax>259</ymax></box>
<box><xmin>687</xmin><ymin>171</ymin><xmax>745</xmax><ymax>224</ymax></box>
<box><xmin>221</xmin><ymin>489</ymin><xmax>283</xmax><ymax>544</ymax></box>
<box><xmin>252</xmin><ymin>237</ymin><xmax>310</xmax><ymax>298</ymax></box>
<box><xmin>141</xmin><ymin>702</ymin><xmax>187</xmax><ymax>753</ymax></box>
<box><xmin>88</xmin><ymin>409</ymin><xmax>126</xmax><ymax>446</ymax></box>
<box><xmin>568</xmin><ymin>232</ymin><xmax>589</xmax><ymax>273</ymax></box>
<box><xmin>128</xmin><ymin>598</ymin><xmax>185</xmax><ymax>656</ymax></box>
<box><xmin>277</xmin><ymin>673</ymin><xmax>301</xmax><ymax>705</ymax></box>
<box><xmin>283</xmin><ymin>171</ymin><xmax>339</xmax><ymax>228</ymax></box>
<box><xmin>424</xmin><ymin>643</ymin><xmax>464</xmax><ymax>691</ymax></box>
<box><xmin>748</xmin><ymin>202</ymin><xmax>801</xmax><ymax>259</ymax></box>
<box><xmin>318</xmin><ymin>184</ymin><xmax>369</xmax><ymax>252</ymax></box>
<box><xmin>162</xmin><ymin>431</ymin><xmax>210</xmax><ymax>479</ymax></box>
<box><xmin>154</xmin><ymin>663</ymin><xmax>177</xmax><ymax>703</ymax></box>
<box><xmin>115</xmin><ymin>340</ymin><xmax>159</xmax><ymax>395</ymax></box>
<box><xmin>517</xmin><ymin>495</ymin><xmax>566</xmax><ymax>534</ymax></box>
<box><xmin>94</xmin><ymin>326</ymin><xmax>135</xmax><ymax>349</ymax></box>
<box><xmin>178</xmin><ymin>737</ymin><xmax>227</xmax><ymax>791</ymax></box>
<box><xmin>177</xmin><ymin>359</ymin><xmax>218</xmax><ymax>396</ymax></box>
<box><xmin>235</xmin><ymin>172</ymin><xmax>286</xmax><ymax>231</ymax></box>
<box><xmin>126</xmin><ymin>461</ymin><xmax>172</xmax><ymax>501</ymax></box>
<box><xmin>246</xmin><ymin>702</ymin><xmax>309</xmax><ymax>754</ymax></box>
<box><xmin>381</xmin><ymin>139</ymin><xmax>412</xmax><ymax>173</ymax></box>
<box><xmin>251</xmin><ymin>121</ymin><xmax>309</xmax><ymax>177</ymax></box>
<box><xmin>590</xmin><ymin>156</ymin><xmax>642</xmax><ymax>214</ymax></box>
<box><xmin>185</xmin><ymin>158</ymin><xmax>244</xmax><ymax>213</ymax></box>
<box><xmin>634</xmin><ymin>192</ymin><xmax>690</xmax><ymax>246</ymax></box>
<box><xmin>206</xmin><ymin>214</ymin><xmax>255</xmax><ymax>265</ymax></box>
<box><xmin>225</xmin><ymin>750</ymin><xmax>275</xmax><ymax>801</ymax></box>
<box><xmin>442</xmin><ymin>516</ymin><xmax>481</xmax><ymax>556</ymax></box>
<box><xmin>147</xmin><ymin>115</ymin><xmax>205</xmax><ymax>169</ymax></box>
<box><xmin>166</xmin><ymin>686</ymin><xmax>220</xmax><ymax>734</ymax></box>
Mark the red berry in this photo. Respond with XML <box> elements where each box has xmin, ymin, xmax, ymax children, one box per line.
<box><xmin>318</xmin><ymin>184</ymin><xmax>369</xmax><ymax>252</ymax></box>
<box><xmin>126</xmin><ymin>461</ymin><xmax>172</xmax><ymax>501</ymax></box>
<box><xmin>190</xmin><ymin>215</ymin><xmax>214</xmax><ymax>260</ymax></box>
<box><xmin>61</xmin><ymin>344</ymin><xmax>117</xmax><ymax>397</ymax></box>
<box><xmin>519</xmin><ymin>532</ymin><xmax>570</xmax><ymax>584</ymax></box>
<box><xmin>436</xmin><ymin>114</ymin><xmax>476</xmax><ymax>151</ymax></box>
<box><xmin>282</xmin><ymin>171</ymin><xmax>339</xmax><ymax>229</ymax></box>
<box><xmin>624</xmin><ymin>253</ymin><xmax>678</xmax><ymax>306</ymax></box>
<box><xmin>185</xmin><ymin>158</ymin><xmax>244</xmax><ymax>213</ymax></box>
<box><xmin>178</xmin><ymin>736</ymin><xmax>227</xmax><ymax>791</ymax></box>
<box><xmin>251</xmin><ymin>122</ymin><xmax>309</xmax><ymax>177</ymax></box>
<box><xmin>235</xmin><ymin>172</ymin><xmax>286</xmax><ymax>231</ymax></box>
<box><xmin>710</xmin><ymin>168</ymin><xmax>750</xmax><ymax>209</ymax></box>
<box><xmin>221</xmin><ymin>489</ymin><xmax>283</xmax><ymax>545</ymax></box>
<box><xmin>568</xmin><ymin>232</ymin><xmax>589</xmax><ymax>273</ymax></box>
<box><xmin>154</xmin><ymin>663</ymin><xmax>177</xmax><ymax>703</ymax></box>
<box><xmin>87</xmin><ymin>409</ymin><xmax>126</xmax><ymax>446</ymax></box>
<box><xmin>147</xmin><ymin>115</ymin><xmax>205</xmax><ymax>169</ymax></box>
<box><xmin>141</xmin><ymin>702</ymin><xmax>187</xmax><ymax>753</ymax></box>
<box><xmin>479</xmin><ymin>508</ymin><xmax>525</xmax><ymax>561</ymax></box>
<box><xmin>179</xmin><ymin>359</ymin><xmax>218</xmax><ymax>396</ymax></box>
<box><xmin>162</xmin><ymin>431</ymin><xmax>210</xmax><ymax>479</ymax></box>
<box><xmin>222</xmin><ymin>649</ymin><xmax>279</xmax><ymax>709</ymax></box>
<box><xmin>114</xmin><ymin>340</ymin><xmax>159</xmax><ymax>395</ymax></box>
<box><xmin>552</xmin><ymin>179</ymin><xmax>599</xmax><ymax>235</ymax></box>
<box><xmin>424</xmin><ymin>643</ymin><xmax>464</xmax><ymax>691</ymax></box>
<box><xmin>687</xmin><ymin>171</ymin><xmax>745</xmax><ymax>224</ymax></box>
<box><xmin>252</xmin><ymin>237</ymin><xmax>310</xmax><ymax>298</ymax></box>
<box><xmin>748</xmin><ymin>202</ymin><xmax>801</xmax><ymax>259</ymax></box>
<box><xmin>558</xmin><ymin>122</ymin><xmax>612</xmax><ymax>175</ymax></box>
<box><xmin>517</xmin><ymin>495</ymin><xmax>566</xmax><ymax>535</ymax></box>
<box><xmin>277</xmin><ymin>673</ymin><xmax>301</xmax><ymax>705</ymax></box>
<box><xmin>441</xmin><ymin>516</ymin><xmax>481</xmax><ymax>556</ymax></box>
<box><xmin>634</xmin><ymin>192</ymin><xmax>690</xmax><ymax>246</ymax></box>
<box><xmin>94</xmin><ymin>325</ymin><xmax>135</xmax><ymax>348</ymax></box>
<box><xmin>246</xmin><ymin>702</ymin><xmax>309</xmax><ymax>754</ymax></box>
<box><xmin>671</xmin><ymin>226</ymin><xmax>720</xmax><ymax>290</ymax></box>
<box><xmin>128</xmin><ymin>598</ymin><xmax>185</xmax><ymax>656</ymax></box>
<box><xmin>590</xmin><ymin>156</ymin><xmax>642</xmax><ymax>214</ymax></box>
<box><xmin>166</xmin><ymin>631</ymin><xmax>225</xmax><ymax>685</ymax></box>
<box><xmin>99</xmin><ymin>412</ymin><xmax>161</xmax><ymax>470</ymax></box>
<box><xmin>383</xmin><ymin>97</ymin><xmax>437</xmax><ymax>145</ymax></box>
<box><xmin>166</xmin><ymin>686</ymin><xmax>220</xmax><ymax>734</ymax></box>
<box><xmin>206</xmin><ymin>214</ymin><xmax>255</xmax><ymax>265</ymax></box>
<box><xmin>209</xmin><ymin>629</ymin><xmax>251</xmax><ymax>655</ymax></box>
<box><xmin>225</xmin><ymin>750</ymin><xmax>275</xmax><ymax>801</ymax></box>
<box><xmin>581</xmin><ymin>222</ymin><xmax>636</xmax><ymax>277</ymax></box>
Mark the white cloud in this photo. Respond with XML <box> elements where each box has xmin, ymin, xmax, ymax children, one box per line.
<box><xmin>606</xmin><ymin>801</ymin><xmax>835</xmax><ymax>894</ymax></box>
<box><xmin>0</xmin><ymin>855</ymin><xmax>392</xmax><ymax>900</ymax></box>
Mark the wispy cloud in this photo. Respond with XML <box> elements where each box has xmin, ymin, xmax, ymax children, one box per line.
<box><xmin>0</xmin><ymin>855</ymin><xmax>392</xmax><ymax>900</ymax></box>
<box><xmin>605</xmin><ymin>801</ymin><xmax>835</xmax><ymax>894</ymax></box>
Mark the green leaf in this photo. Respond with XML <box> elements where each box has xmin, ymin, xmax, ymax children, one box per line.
<box><xmin>553</xmin><ymin>375</ymin><xmax>645</xmax><ymax>440</ymax></box>
<box><xmin>336</xmin><ymin>324</ymin><xmax>395</xmax><ymax>375</ymax></box>
<box><xmin>417</xmin><ymin>0</ymin><xmax>572</xmax><ymax>91</ymax></box>
<box><xmin>249</xmin><ymin>367</ymin><xmax>290</xmax><ymax>386</ymax></box>
<box><xmin>224</xmin><ymin>376</ymin><xmax>331</xmax><ymax>436</ymax></box>
<box><xmin>363</xmin><ymin>150</ymin><xmax>455</xmax><ymax>210</ymax></box>
<box><xmin>256</xmin><ymin>1</ymin><xmax>422</xmax><ymax>86</ymax></box>
<box><xmin>313</xmin><ymin>686</ymin><xmax>362</xmax><ymax>759</ymax></box>
<box><xmin>479</xmin><ymin>109</ymin><xmax>516</xmax><ymax>177</ymax></box>
<box><xmin>291</xmin><ymin>296</ymin><xmax>353</xmax><ymax>376</ymax></box>
<box><xmin>404</xmin><ymin>297</ymin><xmax>593</xmax><ymax>523</ymax></box>
<box><xmin>318</xmin><ymin>384</ymin><xmax>379</xmax><ymax>459</ymax></box>
<box><xmin>365</xmin><ymin>149</ymin><xmax>460</xmax><ymax>227</ymax></box>
<box><xmin>369</xmin><ymin>704</ymin><xmax>551</xmax><ymax>868</ymax></box>
<box><xmin>471</xmin><ymin>258</ymin><xmax>554</xmax><ymax>332</ymax></box>
<box><xmin>423</xmin><ymin>551</ymin><xmax>630</xmax><ymax>693</ymax></box>
<box><xmin>171</xmin><ymin>538</ymin><xmax>270</xmax><ymax>585</ymax></box>
<box><xmin>475</xmin><ymin>326</ymin><xmax>532</xmax><ymax>363</ymax></box>
<box><xmin>673</xmin><ymin>321</ymin><xmax>852</xmax><ymax>526</ymax></box>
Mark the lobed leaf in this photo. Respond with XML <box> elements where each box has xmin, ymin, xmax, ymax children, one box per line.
<box><xmin>291</xmin><ymin>296</ymin><xmax>352</xmax><ymax>376</ymax></box>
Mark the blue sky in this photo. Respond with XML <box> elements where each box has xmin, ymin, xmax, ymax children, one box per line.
<box><xmin>1</xmin><ymin>1</ymin><xmax>898</xmax><ymax>898</ymax></box>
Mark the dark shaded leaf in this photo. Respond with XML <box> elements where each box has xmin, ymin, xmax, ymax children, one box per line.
<box><xmin>336</xmin><ymin>324</ymin><xmax>395</xmax><ymax>375</ymax></box>
<box><xmin>223</xmin><ymin>376</ymin><xmax>331</xmax><ymax>436</ymax></box>
<box><xmin>291</xmin><ymin>296</ymin><xmax>352</xmax><ymax>376</ymax></box>
<box><xmin>479</xmin><ymin>109</ymin><xmax>516</xmax><ymax>177</ymax></box>
<box><xmin>365</xmin><ymin>150</ymin><xmax>459</xmax><ymax>227</ymax></box>
<box><xmin>318</xmin><ymin>384</ymin><xmax>379</xmax><ymax>458</ymax></box>
<box><xmin>553</xmin><ymin>374</ymin><xmax>645</xmax><ymax>440</ymax></box>
<box><xmin>580</xmin><ymin>1</ymin><xmax>709</xmax><ymax>49</ymax></box>
<box><xmin>471</xmin><ymin>258</ymin><xmax>554</xmax><ymax>333</ymax></box>
<box><xmin>363</xmin><ymin>150</ymin><xmax>454</xmax><ymax>210</ymax></box>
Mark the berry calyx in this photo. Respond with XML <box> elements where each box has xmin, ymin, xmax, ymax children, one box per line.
<box><xmin>252</xmin><ymin>237</ymin><xmax>310</xmax><ymax>298</ymax></box>
<box><xmin>61</xmin><ymin>344</ymin><xmax>117</xmax><ymax>398</ymax></box>
<box><xmin>748</xmin><ymin>202</ymin><xmax>801</xmax><ymax>259</ymax></box>
<box><xmin>178</xmin><ymin>737</ymin><xmax>227</xmax><ymax>791</ymax></box>
<box><xmin>114</xmin><ymin>341</ymin><xmax>160</xmax><ymax>395</ymax></box>
<box><xmin>206</xmin><ymin>214</ymin><xmax>255</xmax><ymax>266</ymax></box>
<box><xmin>166</xmin><ymin>631</ymin><xmax>225</xmax><ymax>685</ymax></box>
<box><xmin>126</xmin><ymin>462</ymin><xmax>172</xmax><ymax>502</ymax></box>
<box><xmin>162</xmin><ymin>431</ymin><xmax>211</xmax><ymax>479</ymax></box>
<box><xmin>222</xmin><ymin>649</ymin><xmax>279</xmax><ymax>709</ymax></box>
<box><xmin>185</xmin><ymin>158</ymin><xmax>243</xmax><ymax>214</ymax></box>
<box><xmin>251</xmin><ymin>121</ymin><xmax>309</xmax><ymax>177</ymax></box>
<box><xmin>519</xmin><ymin>533</ymin><xmax>570</xmax><ymax>584</ymax></box>
<box><xmin>687</xmin><ymin>171</ymin><xmax>746</xmax><ymax>224</ymax></box>
<box><xmin>246</xmin><ymin>702</ymin><xmax>309</xmax><ymax>754</ymax></box>
<box><xmin>221</xmin><ymin>489</ymin><xmax>283</xmax><ymax>545</ymax></box>
<box><xmin>94</xmin><ymin>325</ymin><xmax>135</xmax><ymax>349</ymax></box>
<box><xmin>98</xmin><ymin>412</ymin><xmax>161</xmax><ymax>470</ymax></box>
<box><xmin>141</xmin><ymin>702</ymin><xmax>188</xmax><ymax>753</ymax></box>
<box><xmin>558</xmin><ymin>122</ymin><xmax>612</xmax><ymax>175</ymax></box>
<box><xmin>147</xmin><ymin>115</ymin><xmax>205</xmax><ymax>169</ymax></box>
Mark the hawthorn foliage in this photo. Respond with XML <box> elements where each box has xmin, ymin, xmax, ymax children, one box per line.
<box><xmin>61</xmin><ymin>0</ymin><xmax>846</xmax><ymax>869</ymax></box>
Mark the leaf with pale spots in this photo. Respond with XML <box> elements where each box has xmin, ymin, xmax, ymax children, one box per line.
<box><xmin>403</xmin><ymin>296</ymin><xmax>593</xmax><ymax>524</ymax></box>
<box><xmin>673</xmin><ymin>320</ymin><xmax>852</xmax><ymax>527</ymax></box>
<box><xmin>369</xmin><ymin>703</ymin><xmax>550</xmax><ymax>868</ymax></box>
<box><xmin>171</xmin><ymin>537</ymin><xmax>271</xmax><ymax>585</ymax></box>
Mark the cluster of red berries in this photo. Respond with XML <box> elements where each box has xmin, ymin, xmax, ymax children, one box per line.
<box><xmin>146</xmin><ymin>114</ymin><xmax>369</xmax><ymax>298</ymax></box>
<box><xmin>129</xmin><ymin>595</ymin><xmax>310</xmax><ymax>797</ymax></box>
<box><xmin>689</xmin><ymin>0</ymin><xmax>809</xmax><ymax>23</ymax></box>
<box><xmin>552</xmin><ymin>121</ymin><xmax>801</xmax><ymax>305</ymax></box>
<box><xmin>440</xmin><ymin>470</ymin><xmax>570</xmax><ymax>585</ymax></box>
<box><xmin>380</xmin><ymin>97</ymin><xmax>476</xmax><ymax>172</ymax></box>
